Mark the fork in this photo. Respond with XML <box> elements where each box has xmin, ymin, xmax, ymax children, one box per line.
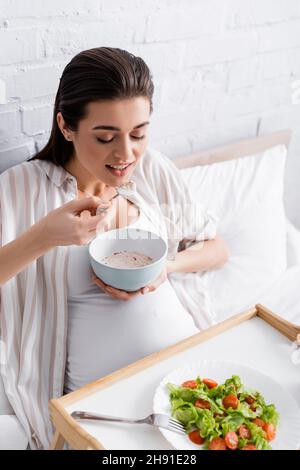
<box><xmin>71</xmin><ymin>411</ymin><xmax>186</xmax><ymax>435</ymax></box>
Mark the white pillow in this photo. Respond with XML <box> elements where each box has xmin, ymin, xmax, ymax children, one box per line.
<box><xmin>180</xmin><ymin>144</ymin><xmax>287</xmax><ymax>322</ymax></box>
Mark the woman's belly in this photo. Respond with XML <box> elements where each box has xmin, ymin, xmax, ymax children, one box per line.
<box><xmin>65</xmin><ymin>280</ymin><xmax>198</xmax><ymax>392</ymax></box>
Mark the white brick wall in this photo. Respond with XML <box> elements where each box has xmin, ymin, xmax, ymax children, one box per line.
<box><xmin>0</xmin><ymin>0</ymin><xmax>300</xmax><ymax>227</ymax></box>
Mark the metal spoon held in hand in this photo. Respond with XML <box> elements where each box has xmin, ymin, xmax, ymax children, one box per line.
<box><xmin>96</xmin><ymin>181</ymin><xmax>136</xmax><ymax>215</ymax></box>
<box><xmin>96</xmin><ymin>193</ymin><xmax>119</xmax><ymax>214</ymax></box>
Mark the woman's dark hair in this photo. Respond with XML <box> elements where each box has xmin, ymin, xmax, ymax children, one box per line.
<box><xmin>28</xmin><ymin>47</ymin><xmax>154</xmax><ymax>166</ymax></box>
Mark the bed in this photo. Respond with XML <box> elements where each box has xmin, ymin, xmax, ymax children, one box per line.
<box><xmin>0</xmin><ymin>129</ymin><xmax>299</xmax><ymax>449</ymax></box>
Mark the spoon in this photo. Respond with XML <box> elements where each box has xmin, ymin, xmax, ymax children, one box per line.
<box><xmin>96</xmin><ymin>193</ymin><xmax>119</xmax><ymax>214</ymax></box>
<box><xmin>96</xmin><ymin>180</ymin><xmax>136</xmax><ymax>214</ymax></box>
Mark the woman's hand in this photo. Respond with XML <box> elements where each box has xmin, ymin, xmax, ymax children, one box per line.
<box><xmin>92</xmin><ymin>264</ymin><xmax>168</xmax><ymax>301</ymax></box>
<box><xmin>140</xmin><ymin>265</ymin><xmax>168</xmax><ymax>294</ymax></box>
<box><xmin>91</xmin><ymin>275</ymin><xmax>141</xmax><ymax>301</ymax></box>
<box><xmin>39</xmin><ymin>196</ymin><xmax>113</xmax><ymax>248</ymax></box>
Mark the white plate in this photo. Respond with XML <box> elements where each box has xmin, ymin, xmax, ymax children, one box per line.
<box><xmin>153</xmin><ymin>360</ymin><xmax>300</xmax><ymax>450</ymax></box>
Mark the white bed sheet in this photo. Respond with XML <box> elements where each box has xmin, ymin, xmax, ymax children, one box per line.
<box><xmin>209</xmin><ymin>265</ymin><xmax>300</xmax><ymax>326</ymax></box>
<box><xmin>257</xmin><ymin>266</ymin><xmax>300</xmax><ymax>325</ymax></box>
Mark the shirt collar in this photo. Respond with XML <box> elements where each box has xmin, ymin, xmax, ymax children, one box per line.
<box><xmin>34</xmin><ymin>160</ymin><xmax>76</xmax><ymax>187</ymax></box>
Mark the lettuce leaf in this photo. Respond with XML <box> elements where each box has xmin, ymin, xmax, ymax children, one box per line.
<box><xmin>172</xmin><ymin>402</ymin><xmax>198</xmax><ymax>426</ymax></box>
<box><xmin>261</xmin><ymin>404</ymin><xmax>279</xmax><ymax>426</ymax></box>
<box><xmin>221</xmin><ymin>414</ymin><xmax>244</xmax><ymax>434</ymax></box>
<box><xmin>247</xmin><ymin>421</ymin><xmax>272</xmax><ymax>450</ymax></box>
<box><xmin>195</xmin><ymin>409</ymin><xmax>219</xmax><ymax>438</ymax></box>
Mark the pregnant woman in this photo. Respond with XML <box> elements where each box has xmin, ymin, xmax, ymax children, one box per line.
<box><xmin>0</xmin><ymin>47</ymin><xmax>229</xmax><ymax>449</ymax></box>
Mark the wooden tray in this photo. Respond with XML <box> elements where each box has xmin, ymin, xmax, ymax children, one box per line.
<box><xmin>49</xmin><ymin>304</ymin><xmax>300</xmax><ymax>450</ymax></box>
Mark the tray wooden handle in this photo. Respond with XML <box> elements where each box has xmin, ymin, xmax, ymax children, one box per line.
<box><xmin>256</xmin><ymin>304</ymin><xmax>300</xmax><ymax>342</ymax></box>
<box><xmin>49</xmin><ymin>399</ymin><xmax>103</xmax><ymax>450</ymax></box>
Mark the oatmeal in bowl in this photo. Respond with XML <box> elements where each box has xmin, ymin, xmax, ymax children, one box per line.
<box><xmin>88</xmin><ymin>228</ymin><xmax>167</xmax><ymax>291</ymax></box>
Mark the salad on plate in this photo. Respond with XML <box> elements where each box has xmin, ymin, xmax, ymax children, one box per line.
<box><xmin>167</xmin><ymin>374</ymin><xmax>279</xmax><ymax>450</ymax></box>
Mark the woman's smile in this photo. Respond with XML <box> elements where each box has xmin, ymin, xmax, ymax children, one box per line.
<box><xmin>105</xmin><ymin>161</ymin><xmax>135</xmax><ymax>178</ymax></box>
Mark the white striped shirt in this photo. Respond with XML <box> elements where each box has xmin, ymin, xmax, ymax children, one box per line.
<box><xmin>0</xmin><ymin>147</ymin><xmax>218</xmax><ymax>449</ymax></box>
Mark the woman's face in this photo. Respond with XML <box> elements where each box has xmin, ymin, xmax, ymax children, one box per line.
<box><xmin>58</xmin><ymin>97</ymin><xmax>150</xmax><ymax>186</ymax></box>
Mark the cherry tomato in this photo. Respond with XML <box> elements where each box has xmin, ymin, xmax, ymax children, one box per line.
<box><xmin>181</xmin><ymin>380</ymin><xmax>198</xmax><ymax>389</ymax></box>
<box><xmin>203</xmin><ymin>378</ymin><xmax>218</xmax><ymax>389</ymax></box>
<box><xmin>238</xmin><ymin>424</ymin><xmax>251</xmax><ymax>440</ymax></box>
<box><xmin>225</xmin><ymin>431</ymin><xmax>238</xmax><ymax>450</ymax></box>
<box><xmin>208</xmin><ymin>437</ymin><xmax>227</xmax><ymax>450</ymax></box>
<box><xmin>241</xmin><ymin>444</ymin><xmax>257</xmax><ymax>450</ymax></box>
<box><xmin>188</xmin><ymin>430</ymin><xmax>205</xmax><ymax>445</ymax></box>
<box><xmin>245</xmin><ymin>395</ymin><xmax>255</xmax><ymax>405</ymax></box>
<box><xmin>252</xmin><ymin>418</ymin><xmax>265</xmax><ymax>428</ymax></box>
<box><xmin>223</xmin><ymin>394</ymin><xmax>239</xmax><ymax>410</ymax></box>
<box><xmin>263</xmin><ymin>423</ymin><xmax>276</xmax><ymax>441</ymax></box>
<box><xmin>195</xmin><ymin>398</ymin><xmax>211</xmax><ymax>409</ymax></box>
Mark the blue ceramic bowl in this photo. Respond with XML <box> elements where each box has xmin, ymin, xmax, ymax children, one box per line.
<box><xmin>89</xmin><ymin>228</ymin><xmax>168</xmax><ymax>291</ymax></box>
